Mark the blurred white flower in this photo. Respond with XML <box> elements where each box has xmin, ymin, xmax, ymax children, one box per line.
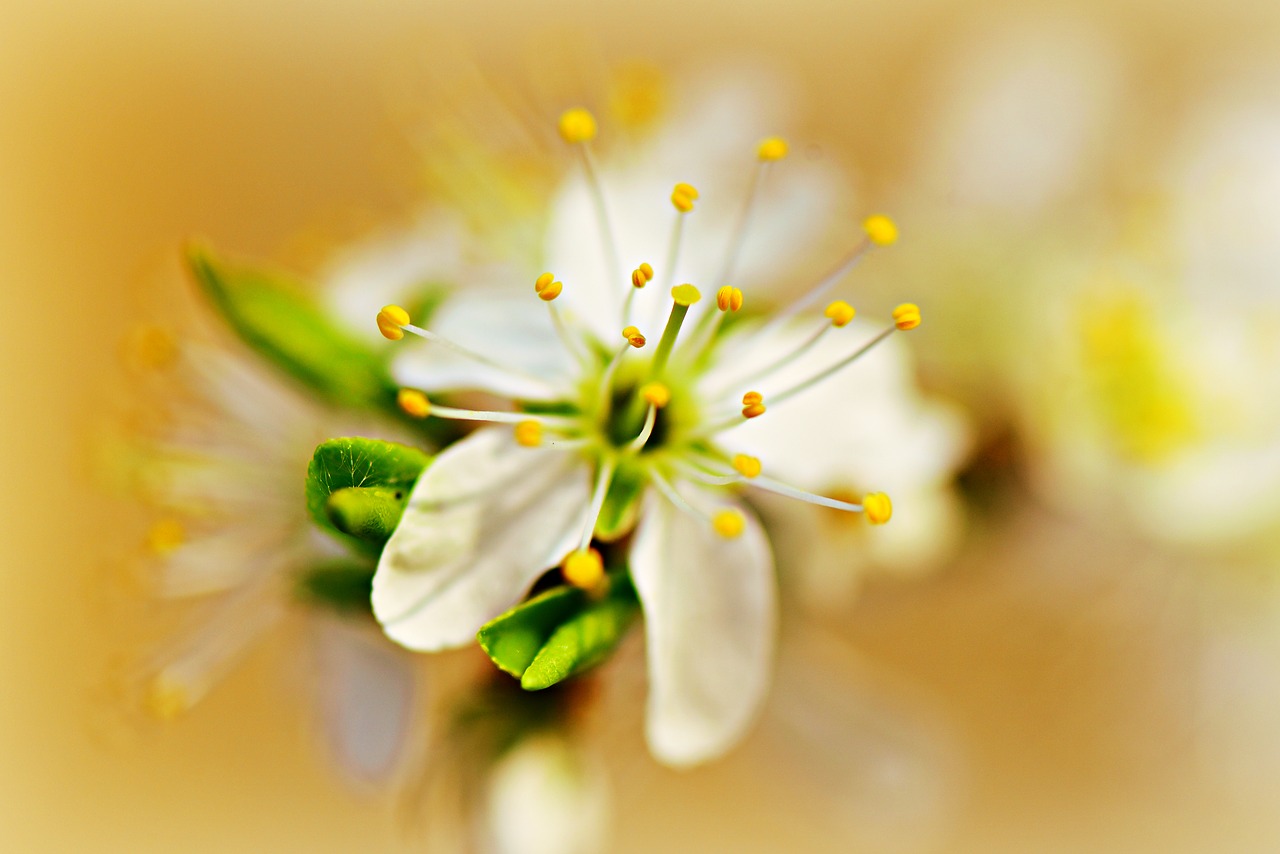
<box><xmin>484</xmin><ymin>732</ymin><xmax>610</xmax><ymax>854</ymax></box>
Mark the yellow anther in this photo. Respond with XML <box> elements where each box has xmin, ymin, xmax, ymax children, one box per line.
<box><xmin>562</xmin><ymin>548</ymin><xmax>605</xmax><ymax>589</ymax></box>
<box><xmin>757</xmin><ymin>137</ymin><xmax>789</xmax><ymax>161</ymax></box>
<box><xmin>716</xmin><ymin>286</ymin><xmax>744</xmax><ymax>313</ymax></box>
<box><xmin>127</xmin><ymin>325</ymin><xmax>179</xmax><ymax>371</ymax></box>
<box><xmin>862</xmin><ymin>492</ymin><xmax>893</xmax><ymax>524</ymax></box>
<box><xmin>892</xmin><ymin>303</ymin><xmax>921</xmax><ymax>330</ymax></box>
<box><xmin>622</xmin><ymin>325</ymin><xmax>647</xmax><ymax>348</ymax></box>
<box><xmin>640</xmin><ymin>381</ymin><xmax>671</xmax><ymax>408</ymax></box>
<box><xmin>671</xmin><ymin>284</ymin><xmax>701</xmax><ymax>307</ymax></box>
<box><xmin>144</xmin><ymin>674</ymin><xmax>189</xmax><ymax>722</ymax></box>
<box><xmin>671</xmin><ymin>182</ymin><xmax>700</xmax><ymax>213</ymax></box>
<box><xmin>824</xmin><ymin>300</ymin><xmax>856</xmax><ymax>327</ymax></box>
<box><xmin>639</xmin><ymin>262</ymin><xmax>654</xmax><ymax>281</ymax></box>
<box><xmin>631</xmin><ymin>269</ymin><xmax>648</xmax><ymax>289</ymax></box>
<box><xmin>863</xmin><ymin>214</ymin><xmax>899</xmax><ymax>246</ymax></box>
<box><xmin>742</xmin><ymin>391</ymin><xmax>763</xmax><ymax>407</ymax></box>
<box><xmin>712</xmin><ymin>508</ymin><xmax>746</xmax><ymax>538</ymax></box>
<box><xmin>514</xmin><ymin>420</ymin><xmax>543</xmax><ymax>448</ymax></box>
<box><xmin>146</xmin><ymin>518</ymin><xmax>185</xmax><ymax>555</ymax></box>
<box><xmin>397</xmin><ymin>388</ymin><xmax>431</xmax><ymax>419</ymax></box>
<box><xmin>535</xmin><ymin>276</ymin><xmax>564</xmax><ymax>302</ymax></box>
<box><xmin>558</xmin><ymin>108</ymin><xmax>598</xmax><ymax>144</ymax></box>
<box><xmin>741</xmin><ymin>390</ymin><xmax>766</xmax><ymax>418</ymax></box>
<box><xmin>376</xmin><ymin>305</ymin><xmax>410</xmax><ymax>340</ymax></box>
<box><xmin>731</xmin><ymin>454</ymin><xmax>762</xmax><ymax>479</ymax></box>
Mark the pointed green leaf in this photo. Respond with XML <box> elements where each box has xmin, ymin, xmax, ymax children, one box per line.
<box><xmin>305</xmin><ymin>437</ymin><xmax>431</xmax><ymax>549</ymax></box>
<box><xmin>520</xmin><ymin>576</ymin><xmax>639</xmax><ymax>691</ymax></box>
<box><xmin>294</xmin><ymin>559</ymin><xmax>377</xmax><ymax>614</ymax></box>
<box><xmin>185</xmin><ymin>241</ymin><xmax>398</xmax><ymax>411</ymax></box>
<box><xmin>477</xmin><ymin>585</ymin><xmax>589</xmax><ymax>678</ymax></box>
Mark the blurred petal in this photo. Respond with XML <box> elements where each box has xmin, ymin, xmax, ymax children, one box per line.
<box><xmin>485</xmin><ymin>734</ymin><xmax>610</xmax><ymax>854</ymax></box>
<box><xmin>373</xmin><ymin>428</ymin><xmax>591</xmax><ymax>651</ymax></box>
<box><xmin>310</xmin><ymin>616</ymin><xmax>418</xmax><ymax>787</ymax></box>
<box><xmin>629</xmin><ymin>486</ymin><xmax>776</xmax><ymax>766</ymax></box>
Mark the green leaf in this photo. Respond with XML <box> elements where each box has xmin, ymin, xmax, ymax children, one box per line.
<box><xmin>477</xmin><ymin>585</ymin><xmax>589</xmax><ymax>678</ymax></box>
<box><xmin>305</xmin><ymin>438</ymin><xmax>431</xmax><ymax>548</ymax></box>
<box><xmin>520</xmin><ymin>576</ymin><xmax>639</xmax><ymax>691</ymax></box>
<box><xmin>185</xmin><ymin>241</ymin><xmax>398</xmax><ymax>411</ymax></box>
<box><xmin>294</xmin><ymin>559</ymin><xmax>376</xmax><ymax>614</ymax></box>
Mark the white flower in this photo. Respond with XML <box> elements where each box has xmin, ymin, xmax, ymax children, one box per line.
<box><xmin>1013</xmin><ymin>75</ymin><xmax>1280</xmax><ymax>550</ymax></box>
<box><xmin>372</xmin><ymin>103</ymin><xmax>928</xmax><ymax>767</ymax></box>
<box><xmin>112</xmin><ymin>302</ymin><xmax>421</xmax><ymax>787</ymax></box>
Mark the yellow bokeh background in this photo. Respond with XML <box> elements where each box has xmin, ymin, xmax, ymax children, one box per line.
<box><xmin>4</xmin><ymin>1</ymin><xmax>1280</xmax><ymax>850</ymax></box>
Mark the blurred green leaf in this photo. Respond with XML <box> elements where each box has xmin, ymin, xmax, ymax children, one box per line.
<box><xmin>185</xmin><ymin>241</ymin><xmax>397</xmax><ymax>411</ymax></box>
<box><xmin>294</xmin><ymin>559</ymin><xmax>376</xmax><ymax>614</ymax></box>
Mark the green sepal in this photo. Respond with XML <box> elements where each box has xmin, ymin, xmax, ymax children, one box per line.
<box><xmin>305</xmin><ymin>437</ymin><xmax>431</xmax><ymax>550</ymax></box>
<box><xmin>185</xmin><ymin>241</ymin><xmax>398</xmax><ymax>411</ymax></box>
<box><xmin>595</xmin><ymin>457</ymin><xmax>646</xmax><ymax>541</ymax></box>
<box><xmin>477</xmin><ymin>585</ymin><xmax>589</xmax><ymax>678</ymax></box>
<box><xmin>520</xmin><ymin>575</ymin><xmax>639</xmax><ymax>691</ymax></box>
<box><xmin>324</xmin><ymin>485</ymin><xmax>410</xmax><ymax>546</ymax></box>
<box><xmin>294</xmin><ymin>559</ymin><xmax>376</xmax><ymax>614</ymax></box>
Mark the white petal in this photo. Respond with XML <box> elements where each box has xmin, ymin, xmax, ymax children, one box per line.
<box><xmin>629</xmin><ymin>485</ymin><xmax>776</xmax><ymax>767</ymax></box>
<box><xmin>373</xmin><ymin>428</ymin><xmax>591</xmax><ymax>651</ymax></box>
<box><xmin>391</xmin><ymin>290</ymin><xmax>576</xmax><ymax>401</ymax></box>
<box><xmin>309</xmin><ymin>615</ymin><xmax>419</xmax><ymax>787</ymax></box>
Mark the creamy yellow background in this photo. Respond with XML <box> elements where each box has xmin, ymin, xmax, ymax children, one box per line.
<box><xmin>4</xmin><ymin>1</ymin><xmax>1280</xmax><ymax>850</ymax></box>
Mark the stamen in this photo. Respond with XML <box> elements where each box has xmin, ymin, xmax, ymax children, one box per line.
<box><xmin>514</xmin><ymin>420</ymin><xmax>543</xmax><ymax>447</ymax></box>
<box><xmin>716</xmin><ymin>137</ymin><xmax>788</xmax><ymax>288</ymax></box>
<box><xmin>628</xmin><ymin>405</ymin><xmax>659</xmax><ymax>453</ymax></box>
<box><xmin>397</xmin><ymin>388</ymin><xmax>432</xmax><ymax>418</ymax></box>
<box><xmin>755</xmin><ymin>215</ymin><xmax>897</xmax><ymax>339</ymax></box>
<box><xmin>767</xmin><ymin>307</ymin><xmax>919</xmax><ymax>407</ymax></box>
<box><xmin>712</xmin><ymin>509</ymin><xmax>746</xmax><ymax>538</ymax></box>
<box><xmin>731</xmin><ymin>454</ymin><xmax>762</xmax><ymax>478</ymax></box>
<box><xmin>625</xmin><ymin>382</ymin><xmax>670</xmax><ymax>453</ymax></box>
<box><xmin>377</xmin><ymin>304</ymin><xmax>552</xmax><ymax>388</ymax></box>
<box><xmin>562</xmin><ymin>547</ymin><xmax>605</xmax><ymax>590</ymax></box>
<box><xmin>559</xmin><ymin>107</ymin><xmax>622</xmax><ymax>293</ymax></box>
<box><xmin>377</xmin><ymin>305</ymin><xmax>411</xmax><ymax>340</ymax></box>
<box><xmin>622</xmin><ymin>263</ymin><xmax>655</xmax><ymax>322</ymax></box>
<box><xmin>662</xmin><ymin>182</ymin><xmax>698</xmax><ymax>291</ymax></box>
<box><xmin>398</xmin><ymin>390</ymin><xmax>572</xmax><ymax>428</ymax></box>
<box><xmin>741</xmin><ymin>390</ymin><xmax>767</xmax><ymax>419</ymax></box>
<box><xmin>622</xmin><ymin>326</ymin><xmax>647</xmax><ymax>348</ymax></box>
<box><xmin>535</xmin><ymin>274</ymin><xmax>589</xmax><ymax>363</ymax></box>
<box><xmin>650</xmin><ymin>284</ymin><xmax>701</xmax><ymax>377</ymax></box>
<box><xmin>648</xmin><ymin>468</ymin><xmax>709</xmax><ymax>523</ymax></box>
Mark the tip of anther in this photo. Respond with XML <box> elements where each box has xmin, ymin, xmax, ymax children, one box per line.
<box><xmin>863</xmin><ymin>492</ymin><xmax>893</xmax><ymax>524</ymax></box>
<box><xmin>757</xmin><ymin>137</ymin><xmax>788</xmax><ymax>161</ymax></box>
<box><xmin>892</xmin><ymin>303</ymin><xmax>921</xmax><ymax>330</ymax></box>
<box><xmin>397</xmin><ymin>388</ymin><xmax>431</xmax><ymax>418</ymax></box>
<box><xmin>558</xmin><ymin>108</ymin><xmax>598</xmax><ymax>144</ymax></box>
<box><xmin>377</xmin><ymin>305</ymin><xmax>410</xmax><ymax>340</ymax></box>
<box><xmin>863</xmin><ymin>214</ymin><xmax>899</xmax><ymax>246</ymax></box>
